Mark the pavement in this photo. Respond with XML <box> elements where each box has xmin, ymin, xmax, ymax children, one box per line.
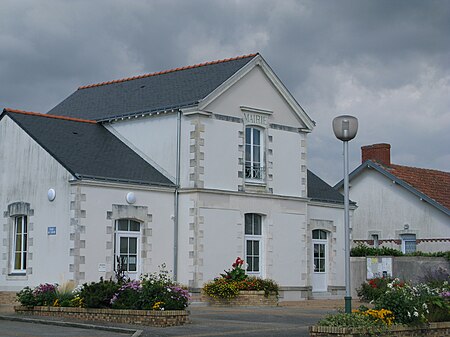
<box><xmin>0</xmin><ymin>300</ymin><xmax>359</xmax><ymax>337</ymax></box>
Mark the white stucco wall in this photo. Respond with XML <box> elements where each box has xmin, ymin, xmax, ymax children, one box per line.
<box><xmin>204</xmin><ymin>66</ymin><xmax>304</xmax><ymax>128</ymax></box>
<box><xmin>0</xmin><ymin>116</ymin><xmax>73</xmax><ymax>291</ymax></box>
<box><xmin>202</xmin><ymin>118</ymin><xmax>240</xmax><ymax>191</ymax></box>
<box><xmin>347</xmin><ymin>170</ymin><xmax>450</xmax><ymax>252</ymax></box>
<box><xmin>73</xmin><ymin>183</ymin><xmax>175</xmax><ymax>283</ymax></box>
<box><xmin>308</xmin><ymin>203</ymin><xmax>346</xmax><ymax>288</ymax></box>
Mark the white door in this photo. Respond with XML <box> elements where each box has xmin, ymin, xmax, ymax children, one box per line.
<box><xmin>312</xmin><ymin>230</ymin><xmax>328</xmax><ymax>292</ymax></box>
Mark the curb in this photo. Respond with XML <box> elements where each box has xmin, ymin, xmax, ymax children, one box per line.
<box><xmin>0</xmin><ymin>315</ymin><xmax>143</xmax><ymax>337</ymax></box>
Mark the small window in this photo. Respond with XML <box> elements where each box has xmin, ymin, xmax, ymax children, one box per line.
<box><xmin>372</xmin><ymin>234</ymin><xmax>379</xmax><ymax>248</ymax></box>
<box><xmin>401</xmin><ymin>234</ymin><xmax>416</xmax><ymax>254</ymax></box>
<box><xmin>13</xmin><ymin>215</ymin><xmax>28</xmax><ymax>272</ymax></box>
<box><xmin>312</xmin><ymin>229</ymin><xmax>327</xmax><ymax>240</ymax></box>
<box><xmin>116</xmin><ymin>219</ymin><xmax>140</xmax><ymax>232</ymax></box>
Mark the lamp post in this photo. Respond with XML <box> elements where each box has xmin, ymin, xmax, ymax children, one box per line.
<box><xmin>332</xmin><ymin>115</ymin><xmax>358</xmax><ymax>314</ymax></box>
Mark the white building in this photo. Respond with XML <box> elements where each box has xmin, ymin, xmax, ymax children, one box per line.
<box><xmin>336</xmin><ymin>143</ymin><xmax>450</xmax><ymax>253</ymax></box>
<box><xmin>1</xmin><ymin>54</ymin><xmax>350</xmax><ymax>301</ymax></box>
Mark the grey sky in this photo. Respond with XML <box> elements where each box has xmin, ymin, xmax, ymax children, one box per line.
<box><xmin>1</xmin><ymin>0</ymin><xmax>449</xmax><ymax>184</ymax></box>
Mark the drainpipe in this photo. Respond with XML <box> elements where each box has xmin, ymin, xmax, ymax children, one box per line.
<box><xmin>173</xmin><ymin>110</ymin><xmax>181</xmax><ymax>281</ymax></box>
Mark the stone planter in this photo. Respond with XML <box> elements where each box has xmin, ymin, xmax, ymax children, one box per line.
<box><xmin>14</xmin><ymin>305</ymin><xmax>190</xmax><ymax>327</ymax></box>
<box><xmin>203</xmin><ymin>290</ymin><xmax>278</xmax><ymax>306</ymax></box>
<box><xmin>309</xmin><ymin>321</ymin><xmax>450</xmax><ymax>337</ymax></box>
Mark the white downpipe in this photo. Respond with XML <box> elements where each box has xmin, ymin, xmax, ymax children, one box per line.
<box><xmin>173</xmin><ymin>110</ymin><xmax>181</xmax><ymax>281</ymax></box>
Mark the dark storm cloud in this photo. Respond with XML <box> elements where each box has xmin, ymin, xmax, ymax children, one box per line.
<box><xmin>1</xmin><ymin>0</ymin><xmax>449</xmax><ymax>183</ymax></box>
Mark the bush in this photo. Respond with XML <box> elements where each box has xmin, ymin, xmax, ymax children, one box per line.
<box><xmin>317</xmin><ymin>311</ymin><xmax>389</xmax><ymax>335</ymax></box>
<box><xmin>357</xmin><ymin>277</ymin><xmax>396</xmax><ymax>302</ymax></box>
<box><xmin>351</xmin><ymin>244</ymin><xmax>403</xmax><ymax>257</ymax></box>
<box><xmin>203</xmin><ymin>278</ymin><xmax>240</xmax><ymax>299</ymax></box>
<box><xmin>202</xmin><ymin>257</ymin><xmax>279</xmax><ymax>299</ymax></box>
<box><xmin>17</xmin><ymin>286</ymin><xmax>36</xmax><ymax>306</ymax></box>
<box><xmin>32</xmin><ymin>283</ymin><xmax>58</xmax><ymax>306</ymax></box>
<box><xmin>79</xmin><ymin>278</ymin><xmax>121</xmax><ymax>308</ymax></box>
<box><xmin>16</xmin><ymin>265</ymin><xmax>189</xmax><ymax>311</ymax></box>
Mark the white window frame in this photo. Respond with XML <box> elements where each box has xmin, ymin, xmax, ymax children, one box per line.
<box><xmin>401</xmin><ymin>234</ymin><xmax>416</xmax><ymax>254</ymax></box>
<box><xmin>312</xmin><ymin>229</ymin><xmax>327</xmax><ymax>273</ymax></box>
<box><xmin>245</xmin><ymin>127</ymin><xmax>265</xmax><ymax>182</ymax></box>
<box><xmin>114</xmin><ymin>219</ymin><xmax>141</xmax><ymax>278</ymax></box>
<box><xmin>244</xmin><ymin>213</ymin><xmax>263</xmax><ymax>277</ymax></box>
<box><xmin>12</xmin><ymin>215</ymin><xmax>27</xmax><ymax>274</ymax></box>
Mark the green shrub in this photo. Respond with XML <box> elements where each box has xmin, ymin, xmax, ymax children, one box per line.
<box><xmin>317</xmin><ymin>311</ymin><xmax>389</xmax><ymax>335</ymax></box>
<box><xmin>16</xmin><ymin>286</ymin><xmax>36</xmax><ymax>306</ymax></box>
<box><xmin>220</xmin><ymin>257</ymin><xmax>247</xmax><ymax>282</ymax></box>
<box><xmin>235</xmin><ymin>277</ymin><xmax>279</xmax><ymax>297</ymax></box>
<box><xmin>357</xmin><ymin>277</ymin><xmax>395</xmax><ymax>302</ymax></box>
<box><xmin>32</xmin><ymin>283</ymin><xmax>58</xmax><ymax>306</ymax></box>
<box><xmin>79</xmin><ymin>278</ymin><xmax>120</xmax><ymax>308</ymax></box>
<box><xmin>351</xmin><ymin>244</ymin><xmax>403</xmax><ymax>257</ymax></box>
<box><xmin>203</xmin><ymin>278</ymin><xmax>240</xmax><ymax>299</ymax></box>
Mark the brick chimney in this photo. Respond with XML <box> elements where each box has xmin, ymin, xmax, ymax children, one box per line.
<box><xmin>361</xmin><ymin>143</ymin><xmax>391</xmax><ymax>166</ymax></box>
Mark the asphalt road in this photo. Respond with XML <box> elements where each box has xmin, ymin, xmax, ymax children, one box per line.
<box><xmin>0</xmin><ymin>301</ymin><xmax>346</xmax><ymax>337</ymax></box>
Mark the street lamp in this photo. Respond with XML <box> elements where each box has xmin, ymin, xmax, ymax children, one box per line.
<box><xmin>332</xmin><ymin>115</ymin><xmax>358</xmax><ymax>314</ymax></box>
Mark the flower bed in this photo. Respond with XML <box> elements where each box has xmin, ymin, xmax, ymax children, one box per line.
<box><xmin>310</xmin><ymin>270</ymin><xmax>450</xmax><ymax>336</ymax></box>
<box><xmin>14</xmin><ymin>305</ymin><xmax>189</xmax><ymax>327</ymax></box>
<box><xmin>14</xmin><ymin>264</ymin><xmax>190</xmax><ymax>326</ymax></box>
<box><xmin>202</xmin><ymin>257</ymin><xmax>279</xmax><ymax>306</ymax></box>
<box><xmin>309</xmin><ymin>321</ymin><xmax>450</xmax><ymax>337</ymax></box>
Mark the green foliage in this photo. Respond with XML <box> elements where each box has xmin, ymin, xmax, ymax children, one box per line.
<box><xmin>203</xmin><ymin>278</ymin><xmax>240</xmax><ymax>299</ymax></box>
<box><xmin>351</xmin><ymin>243</ymin><xmax>450</xmax><ymax>260</ymax></box>
<box><xmin>203</xmin><ymin>258</ymin><xmax>279</xmax><ymax>299</ymax></box>
<box><xmin>16</xmin><ymin>265</ymin><xmax>189</xmax><ymax>311</ymax></box>
<box><xmin>16</xmin><ymin>286</ymin><xmax>36</xmax><ymax>306</ymax></box>
<box><xmin>220</xmin><ymin>257</ymin><xmax>247</xmax><ymax>282</ymax></box>
<box><xmin>317</xmin><ymin>312</ymin><xmax>389</xmax><ymax>335</ymax></box>
<box><xmin>357</xmin><ymin>277</ymin><xmax>395</xmax><ymax>302</ymax></box>
<box><xmin>351</xmin><ymin>244</ymin><xmax>403</xmax><ymax>257</ymax></box>
<box><xmin>79</xmin><ymin>278</ymin><xmax>120</xmax><ymax>308</ymax></box>
<box><xmin>235</xmin><ymin>277</ymin><xmax>279</xmax><ymax>297</ymax></box>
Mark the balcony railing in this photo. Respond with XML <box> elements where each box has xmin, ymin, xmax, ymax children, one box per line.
<box><xmin>245</xmin><ymin>164</ymin><xmax>265</xmax><ymax>181</ymax></box>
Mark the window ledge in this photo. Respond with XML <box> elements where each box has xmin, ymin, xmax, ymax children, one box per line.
<box><xmin>7</xmin><ymin>273</ymin><xmax>27</xmax><ymax>280</ymax></box>
<box><xmin>244</xmin><ymin>180</ymin><xmax>266</xmax><ymax>186</ymax></box>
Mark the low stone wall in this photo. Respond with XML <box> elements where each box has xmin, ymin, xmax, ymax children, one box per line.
<box><xmin>309</xmin><ymin>322</ymin><xmax>450</xmax><ymax>337</ymax></box>
<box><xmin>0</xmin><ymin>291</ymin><xmax>18</xmax><ymax>305</ymax></box>
<box><xmin>203</xmin><ymin>290</ymin><xmax>278</xmax><ymax>306</ymax></box>
<box><xmin>14</xmin><ymin>306</ymin><xmax>190</xmax><ymax>327</ymax></box>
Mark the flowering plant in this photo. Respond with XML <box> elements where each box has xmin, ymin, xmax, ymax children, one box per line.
<box><xmin>203</xmin><ymin>258</ymin><xmax>279</xmax><ymax>299</ymax></box>
<box><xmin>220</xmin><ymin>257</ymin><xmax>247</xmax><ymax>282</ymax></box>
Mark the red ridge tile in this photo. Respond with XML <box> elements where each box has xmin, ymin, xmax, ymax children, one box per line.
<box><xmin>4</xmin><ymin>108</ymin><xmax>97</xmax><ymax>124</ymax></box>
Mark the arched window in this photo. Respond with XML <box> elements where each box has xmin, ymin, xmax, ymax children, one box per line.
<box><xmin>245</xmin><ymin>127</ymin><xmax>264</xmax><ymax>180</ymax></box>
<box><xmin>114</xmin><ymin>219</ymin><xmax>141</xmax><ymax>277</ymax></box>
<box><xmin>245</xmin><ymin>213</ymin><xmax>263</xmax><ymax>275</ymax></box>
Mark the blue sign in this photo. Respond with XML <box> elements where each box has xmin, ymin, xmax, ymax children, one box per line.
<box><xmin>47</xmin><ymin>227</ymin><xmax>56</xmax><ymax>235</ymax></box>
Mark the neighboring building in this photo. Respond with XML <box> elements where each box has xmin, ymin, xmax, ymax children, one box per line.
<box><xmin>1</xmin><ymin>53</ymin><xmax>349</xmax><ymax>300</ymax></box>
<box><xmin>336</xmin><ymin>143</ymin><xmax>450</xmax><ymax>253</ymax></box>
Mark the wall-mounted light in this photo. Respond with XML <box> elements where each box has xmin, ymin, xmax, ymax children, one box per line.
<box><xmin>404</xmin><ymin>224</ymin><xmax>409</xmax><ymax>230</ymax></box>
<box><xmin>48</xmin><ymin>189</ymin><xmax>56</xmax><ymax>201</ymax></box>
<box><xmin>126</xmin><ymin>192</ymin><xmax>136</xmax><ymax>204</ymax></box>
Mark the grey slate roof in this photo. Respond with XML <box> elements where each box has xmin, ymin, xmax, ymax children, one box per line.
<box><xmin>48</xmin><ymin>54</ymin><xmax>257</xmax><ymax>121</ymax></box>
<box><xmin>308</xmin><ymin>170</ymin><xmax>347</xmax><ymax>204</ymax></box>
<box><xmin>2</xmin><ymin>109</ymin><xmax>174</xmax><ymax>186</ymax></box>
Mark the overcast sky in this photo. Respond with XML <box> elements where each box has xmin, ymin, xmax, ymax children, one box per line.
<box><xmin>1</xmin><ymin>0</ymin><xmax>449</xmax><ymax>184</ymax></box>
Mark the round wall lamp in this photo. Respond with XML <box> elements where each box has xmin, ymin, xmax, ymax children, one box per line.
<box><xmin>126</xmin><ymin>192</ymin><xmax>136</xmax><ymax>204</ymax></box>
<box><xmin>48</xmin><ymin>188</ymin><xmax>56</xmax><ymax>202</ymax></box>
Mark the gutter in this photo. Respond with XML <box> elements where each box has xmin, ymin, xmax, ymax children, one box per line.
<box><xmin>173</xmin><ymin>110</ymin><xmax>181</xmax><ymax>281</ymax></box>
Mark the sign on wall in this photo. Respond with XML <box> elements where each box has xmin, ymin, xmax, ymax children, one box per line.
<box><xmin>47</xmin><ymin>227</ymin><xmax>56</xmax><ymax>235</ymax></box>
<box><xmin>366</xmin><ymin>257</ymin><xmax>392</xmax><ymax>279</ymax></box>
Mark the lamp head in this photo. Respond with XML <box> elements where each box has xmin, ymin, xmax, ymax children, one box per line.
<box><xmin>333</xmin><ymin>115</ymin><xmax>358</xmax><ymax>141</ymax></box>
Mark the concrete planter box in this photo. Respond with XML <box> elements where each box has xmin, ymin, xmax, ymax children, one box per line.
<box><xmin>14</xmin><ymin>305</ymin><xmax>190</xmax><ymax>327</ymax></box>
<box><xmin>309</xmin><ymin>321</ymin><xmax>450</xmax><ymax>337</ymax></box>
<box><xmin>203</xmin><ymin>290</ymin><xmax>278</xmax><ymax>306</ymax></box>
